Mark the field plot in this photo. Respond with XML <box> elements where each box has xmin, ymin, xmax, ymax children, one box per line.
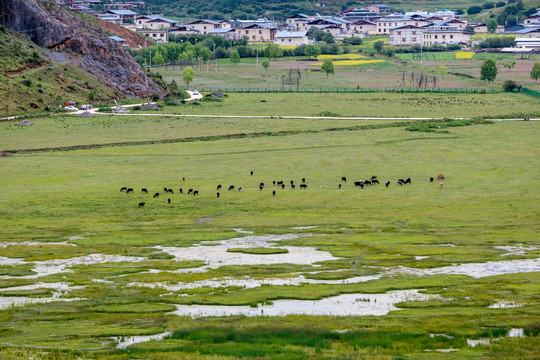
<box><xmin>129</xmin><ymin>92</ymin><xmax>540</xmax><ymax>119</ymax></box>
<box><xmin>0</xmin><ymin>109</ymin><xmax>539</xmax><ymax>359</ymax></box>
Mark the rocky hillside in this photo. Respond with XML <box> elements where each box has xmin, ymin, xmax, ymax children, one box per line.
<box><xmin>1</xmin><ymin>0</ymin><xmax>164</xmax><ymax>100</ymax></box>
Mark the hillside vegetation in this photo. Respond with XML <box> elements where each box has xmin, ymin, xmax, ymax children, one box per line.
<box><xmin>0</xmin><ymin>28</ymin><xmax>114</xmax><ymax>117</ymax></box>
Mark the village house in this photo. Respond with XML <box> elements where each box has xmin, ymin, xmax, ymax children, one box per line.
<box><xmin>135</xmin><ymin>15</ymin><xmax>160</xmax><ymax>27</ymax></box>
<box><xmin>106</xmin><ymin>9</ymin><xmax>137</xmax><ymax>21</ymax></box>
<box><xmin>307</xmin><ymin>17</ymin><xmax>350</xmax><ymax>32</ymax></box>
<box><xmin>97</xmin><ymin>13</ymin><xmax>123</xmax><ymax>25</ymax></box>
<box><xmin>388</xmin><ymin>25</ymin><xmax>423</xmax><ymax>46</ymax></box>
<box><xmin>143</xmin><ymin>17</ymin><xmax>178</xmax><ymax>29</ymax></box>
<box><xmin>339</xmin><ymin>8</ymin><xmax>379</xmax><ymax>22</ymax></box>
<box><xmin>109</xmin><ymin>35</ymin><xmax>128</xmax><ymax>46</ymax></box>
<box><xmin>376</xmin><ymin>16</ymin><xmax>426</xmax><ymax>34</ymax></box>
<box><xmin>439</xmin><ymin>18</ymin><xmax>467</xmax><ymax>30</ymax></box>
<box><xmin>207</xmin><ymin>28</ymin><xmax>238</xmax><ymax>40</ymax></box>
<box><xmin>168</xmin><ymin>25</ymin><xmax>201</xmax><ymax>37</ymax></box>
<box><xmin>524</xmin><ymin>10</ymin><xmax>540</xmax><ymax>24</ymax></box>
<box><xmin>350</xmin><ymin>20</ymin><xmax>377</xmax><ymax>35</ymax></box>
<box><xmin>274</xmin><ymin>31</ymin><xmax>309</xmax><ymax>46</ymax></box>
<box><xmin>514</xmin><ymin>27</ymin><xmax>540</xmax><ymax>50</ymax></box>
<box><xmin>188</xmin><ymin>19</ymin><xmax>221</xmax><ymax>34</ymax></box>
<box><xmin>138</xmin><ymin>29</ymin><xmax>168</xmax><ymax>42</ymax></box>
<box><xmin>423</xmin><ymin>29</ymin><xmax>470</xmax><ymax>46</ymax></box>
<box><xmin>286</xmin><ymin>14</ymin><xmax>312</xmax><ymax>31</ymax></box>
<box><xmin>471</xmin><ymin>22</ymin><xmax>488</xmax><ymax>34</ymax></box>
<box><xmin>241</xmin><ymin>23</ymin><xmax>277</xmax><ymax>42</ymax></box>
<box><xmin>366</xmin><ymin>4</ymin><xmax>390</xmax><ymax>14</ymax></box>
<box><xmin>318</xmin><ymin>24</ymin><xmax>343</xmax><ymax>36</ymax></box>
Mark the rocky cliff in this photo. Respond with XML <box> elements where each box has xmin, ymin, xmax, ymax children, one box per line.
<box><xmin>1</xmin><ymin>0</ymin><xmax>164</xmax><ymax>98</ymax></box>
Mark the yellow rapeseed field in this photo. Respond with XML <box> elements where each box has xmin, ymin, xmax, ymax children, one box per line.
<box><xmin>316</xmin><ymin>54</ymin><xmax>367</xmax><ymax>60</ymax></box>
<box><xmin>279</xmin><ymin>45</ymin><xmax>297</xmax><ymax>49</ymax></box>
<box><xmin>454</xmin><ymin>52</ymin><xmax>475</xmax><ymax>59</ymax></box>
<box><xmin>311</xmin><ymin>59</ymin><xmax>384</xmax><ymax>66</ymax></box>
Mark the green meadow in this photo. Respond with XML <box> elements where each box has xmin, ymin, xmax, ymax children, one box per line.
<box><xmin>0</xmin><ymin>97</ymin><xmax>539</xmax><ymax>359</ymax></box>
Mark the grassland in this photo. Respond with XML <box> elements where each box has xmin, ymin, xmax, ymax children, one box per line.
<box><xmin>134</xmin><ymin>92</ymin><xmax>540</xmax><ymax>119</ymax></box>
<box><xmin>0</xmin><ymin>103</ymin><xmax>539</xmax><ymax>359</ymax></box>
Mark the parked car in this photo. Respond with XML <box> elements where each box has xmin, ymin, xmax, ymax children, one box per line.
<box><xmin>65</xmin><ymin>106</ymin><xmax>78</xmax><ymax>111</ymax></box>
<box><xmin>192</xmin><ymin>90</ymin><xmax>199</xmax><ymax>95</ymax></box>
<box><xmin>81</xmin><ymin>104</ymin><xmax>93</xmax><ymax>110</ymax></box>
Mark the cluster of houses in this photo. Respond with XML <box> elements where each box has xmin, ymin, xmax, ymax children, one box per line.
<box><xmin>58</xmin><ymin>0</ymin><xmax>540</xmax><ymax>51</ymax></box>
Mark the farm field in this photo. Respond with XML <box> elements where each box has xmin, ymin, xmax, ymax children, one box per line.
<box><xmin>130</xmin><ymin>92</ymin><xmax>540</xmax><ymax>119</ymax></box>
<box><xmin>0</xmin><ymin>108</ymin><xmax>539</xmax><ymax>359</ymax></box>
<box><xmin>154</xmin><ymin>52</ymin><xmax>540</xmax><ymax>91</ymax></box>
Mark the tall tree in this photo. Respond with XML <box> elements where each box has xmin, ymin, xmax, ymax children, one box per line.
<box><xmin>230</xmin><ymin>49</ymin><xmax>240</xmax><ymax>66</ymax></box>
<box><xmin>266</xmin><ymin>43</ymin><xmax>282</xmax><ymax>60</ymax></box>
<box><xmin>531</xmin><ymin>62</ymin><xmax>540</xmax><ymax>82</ymax></box>
<box><xmin>374</xmin><ymin>40</ymin><xmax>384</xmax><ymax>54</ymax></box>
<box><xmin>152</xmin><ymin>51</ymin><xmax>165</xmax><ymax>66</ymax></box>
<box><xmin>262</xmin><ymin>60</ymin><xmax>270</xmax><ymax>70</ymax></box>
<box><xmin>182</xmin><ymin>66</ymin><xmax>195</xmax><ymax>88</ymax></box>
<box><xmin>321</xmin><ymin>58</ymin><xmax>334</xmax><ymax>78</ymax></box>
<box><xmin>487</xmin><ymin>19</ymin><xmax>498</xmax><ymax>33</ymax></box>
<box><xmin>480</xmin><ymin>59</ymin><xmax>498</xmax><ymax>82</ymax></box>
<box><xmin>304</xmin><ymin>44</ymin><xmax>321</xmax><ymax>59</ymax></box>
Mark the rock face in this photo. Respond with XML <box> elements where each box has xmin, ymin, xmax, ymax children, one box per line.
<box><xmin>1</xmin><ymin>0</ymin><xmax>164</xmax><ymax>98</ymax></box>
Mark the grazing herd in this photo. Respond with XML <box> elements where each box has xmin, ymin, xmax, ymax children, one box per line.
<box><xmin>120</xmin><ymin>172</ymin><xmax>445</xmax><ymax>207</ymax></box>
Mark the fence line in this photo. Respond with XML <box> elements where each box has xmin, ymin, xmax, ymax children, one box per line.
<box><xmin>182</xmin><ymin>87</ymin><xmax>503</xmax><ymax>94</ymax></box>
<box><xmin>521</xmin><ymin>88</ymin><xmax>540</xmax><ymax>98</ymax></box>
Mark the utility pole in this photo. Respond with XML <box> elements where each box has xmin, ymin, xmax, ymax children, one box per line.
<box><xmin>420</xmin><ymin>42</ymin><xmax>422</xmax><ymax>71</ymax></box>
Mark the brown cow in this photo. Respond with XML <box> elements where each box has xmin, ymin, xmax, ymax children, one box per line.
<box><xmin>437</xmin><ymin>174</ymin><xmax>445</xmax><ymax>180</ymax></box>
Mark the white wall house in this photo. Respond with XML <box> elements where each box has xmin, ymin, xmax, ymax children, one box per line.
<box><xmin>423</xmin><ymin>30</ymin><xmax>470</xmax><ymax>46</ymax></box>
<box><xmin>350</xmin><ymin>20</ymin><xmax>377</xmax><ymax>35</ymax></box>
<box><xmin>188</xmin><ymin>19</ymin><xmax>221</xmax><ymax>34</ymax></box>
<box><xmin>389</xmin><ymin>25</ymin><xmax>423</xmax><ymax>46</ymax></box>
<box><xmin>274</xmin><ymin>31</ymin><xmax>309</xmax><ymax>46</ymax></box>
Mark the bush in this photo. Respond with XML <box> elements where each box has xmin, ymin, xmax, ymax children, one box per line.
<box><xmin>22</xmin><ymin>80</ymin><xmax>32</xmax><ymax>87</ymax></box>
<box><xmin>496</xmin><ymin>1</ymin><xmax>506</xmax><ymax>7</ymax></box>
<box><xmin>150</xmin><ymin>93</ymin><xmax>161</xmax><ymax>101</ymax></box>
<box><xmin>468</xmin><ymin>5</ymin><xmax>483</xmax><ymax>14</ymax></box>
<box><xmin>502</xmin><ymin>80</ymin><xmax>521</xmax><ymax>92</ymax></box>
<box><xmin>524</xmin><ymin>322</ymin><xmax>540</xmax><ymax>337</ymax></box>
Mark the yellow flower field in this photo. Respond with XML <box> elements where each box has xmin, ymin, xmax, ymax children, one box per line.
<box><xmin>316</xmin><ymin>54</ymin><xmax>367</xmax><ymax>60</ymax></box>
<box><xmin>279</xmin><ymin>45</ymin><xmax>297</xmax><ymax>49</ymax></box>
<box><xmin>311</xmin><ymin>59</ymin><xmax>384</xmax><ymax>66</ymax></box>
<box><xmin>454</xmin><ymin>52</ymin><xmax>475</xmax><ymax>59</ymax></box>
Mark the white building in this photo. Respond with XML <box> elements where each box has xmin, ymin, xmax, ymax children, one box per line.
<box><xmin>274</xmin><ymin>31</ymin><xmax>309</xmax><ymax>46</ymax></box>
<box><xmin>389</xmin><ymin>25</ymin><xmax>423</xmax><ymax>46</ymax></box>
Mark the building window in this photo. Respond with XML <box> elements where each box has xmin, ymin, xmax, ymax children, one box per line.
<box><xmin>252</xmin><ymin>36</ymin><xmax>255</xmax><ymax>40</ymax></box>
<box><xmin>450</xmin><ymin>35</ymin><xmax>453</xmax><ymax>39</ymax></box>
<box><xmin>245</xmin><ymin>30</ymin><xmax>249</xmax><ymax>34</ymax></box>
<box><xmin>259</xmin><ymin>30</ymin><xmax>262</xmax><ymax>34</ymax></box>
<box><xmin>412</xmin><ymin>31</ymin><xmax>416</xmax><ymax>35</ymax></box>
<box><xmin>397</xmin><ymin>31</ymin><xmax>401</xmax><ymax>35</ymax></box>
<box><xmin>289</xmin><ymin>39</ymin><xmax>291</xmax><ymax>42</ymax></box>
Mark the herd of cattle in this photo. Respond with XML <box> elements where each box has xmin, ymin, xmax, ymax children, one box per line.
<box><xmin>120</xmin><ymin>174</ymin><xmax>445</xmax><ymax>208</ymax></box>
